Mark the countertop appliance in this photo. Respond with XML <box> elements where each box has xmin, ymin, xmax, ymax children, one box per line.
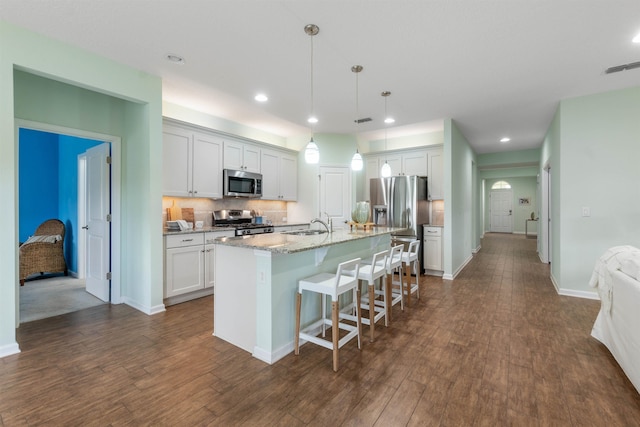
<box><xmin>213</xmin><ymin>210</ymin><xmax>274</xmax><ymax>236</ymax></box>
<box><xmin>370</xmin><ymin>176</ymin><xmax>429</xmax><ymax>273</ymax></box>
<box><xmin>223</xmin><ymin>169</ymin><xmax>262</xmax><ymax>198</ymax></box>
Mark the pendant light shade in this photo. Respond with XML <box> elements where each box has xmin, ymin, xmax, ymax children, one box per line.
<box><xmin>380</xmin><ymin>161</ymin><xmax>392</xmax><ymax>177</ymax></box>
<box><xmin>351</xmin><ymin>150</ymin><xmax>363</xmax><ymax>171</ymax></box>
<box><xmin>305</xmin><ymin>137</ymin><xmax>320</xmax><ymax>164</ymax></box>
<box><xmin>380</xmin><ymin>91</ymin><xmax>393</xmax><ymax>177</ymax></box>
<box><xmin>351</xmin><ymin>65</ymin><xmax>364</xmax><ymax>171</ymax></box>
<box><xmin>304</xmin><ymin>24</ymin><xmax>320</xmax><ymax>164</ymax></box>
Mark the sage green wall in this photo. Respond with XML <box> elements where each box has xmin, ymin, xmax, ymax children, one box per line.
<box><xmin>482</xmin><ymin>176</ymin><xmax>538</xmax><ymax>234</ymax></box>
<box><xmin>0</xmin><ymin>21</ymin><xmax>162</xmax><ymax>356</ymax></box>
<box><xmin>287</xmin><ymin>133</ymin><xmax>359</xmax><ymax>224</ymax></box>
<box><xmin>444</xmin><ymin>119</ymin><xmax>476</xmax><ymax>278</ymax></box>
<box><xmin>548</xmin><ymin>86</ymin><xmax>640</xmax><ymax>294</ymax></box>
<box><xmin>477</xmin><ymin>148</ymin><xmax>540</xmax><ymax>169</ymax></box>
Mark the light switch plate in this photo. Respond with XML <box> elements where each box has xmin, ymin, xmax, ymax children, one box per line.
<box><xmin>582</xmin><ymin>207</ymin><xmax>591</xmax><ymax>217</ymax></box>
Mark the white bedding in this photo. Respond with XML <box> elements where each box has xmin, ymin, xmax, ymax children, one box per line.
<box><xmin>591</xmin><ymin>268</ymin><xmax>640</xmax><ymax>394</ymax></box>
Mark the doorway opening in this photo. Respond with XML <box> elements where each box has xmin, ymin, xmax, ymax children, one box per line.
<box><xmin>16</xmin><ymin>120</ymin><xmax>121</xmax><ymax>324</ymax></box>
<box><xmin>489</xmin><ymin>181</ymin><xmax>513</xmax><ymax>233</ymax></box>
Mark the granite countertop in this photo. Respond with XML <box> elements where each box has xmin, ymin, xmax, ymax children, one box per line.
<box><xmin>213</xmin><ymin>227</ymin><xmax>406</xmax><ymax>254</ymax></box>
<box><xmin>163</xmin><ymin>222</ymin><xmax>310</xmax><ymax>236</ymax></box>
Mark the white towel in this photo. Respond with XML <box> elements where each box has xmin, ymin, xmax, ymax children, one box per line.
<box><xmin>589</xmin><ymin>245</ymin><xmax>640</xmax><ymax>314</ymax></box>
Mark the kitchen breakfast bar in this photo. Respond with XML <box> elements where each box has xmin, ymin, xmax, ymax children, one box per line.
<box><xmin>213</xmin><ymin>227</ymin><xmax>402</xmax><ymax>364</ymax></box>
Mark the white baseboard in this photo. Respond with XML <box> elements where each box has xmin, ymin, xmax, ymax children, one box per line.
<box><xmin>0</xmin><ymin>342</ymin><xmax>20</xmax><ymax>358</ymax></box>
<box><xmin>472</xmin><ymin>244</ymin><xmax>482</xmax><ymax>254</ymax></box>
<box><xmin>550</xmin><ymin>273</ymin><xmax>599</xmax><ymax>300</ymax></box>
<box><xmin>252</xmin><ymin>325</ymin><xmax>323</xmax><ymax>365</ymax></box>
<box><xmin>164</xmin><ymin>288</ymin><xmax>213</xmax><ymax>307</ymax></box>
<box><xmin>122</xmin><ymin>297</ymin><xmax>166</xmax><ymax>315</ymax></box>
<box><xmin>558</xmin><ymin>288</ymin><xmax>600</xmax><ymax>300</ymax></box>
<box><xmin>443</xmin><ymin>254</ymin><xmax>474</xmax><ymax>280</ymax></box>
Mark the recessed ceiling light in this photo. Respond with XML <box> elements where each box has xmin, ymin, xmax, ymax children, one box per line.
<box><xmin>166</xmin><ymin>54</ymin><xmax>185</xmax><ymax>64</ymax></box>
<box><xmin>384</xmin><ymin>117</ymin><xmax>395</xmax><ymax>124</ymax></box>
<box><xmin>307</xmin><ymin>116</ymin><xmax>318</xmax><ymax>124</ymax></box>
<box><xmin>500</xmin><ymin>137</ymin><xmax>511</xmax><ymax>143</ymax></box>
<box><xmin>254</xmin><ymin>93</ymin><xmax>268</xmax><ymax>102</ymax></box>
<box><xmin>633</xmin><ymin>32</ymin><xmax>640</xmax><ymax>43</ymax></box>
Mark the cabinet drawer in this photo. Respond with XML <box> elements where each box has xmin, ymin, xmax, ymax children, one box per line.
<box><xmin>165</xmin><ymin>233</ymin><xmax>204</xmax><ymax>249</ymax></box>
<box><xmin>423</xmin><ymin>226</ymin><xmax>442</xmax><ymax>236</ymax></box>
<box><xmin>205</xmin><ymin>230</ymin><xmax>235</xmax><ymax>244</ymax></box>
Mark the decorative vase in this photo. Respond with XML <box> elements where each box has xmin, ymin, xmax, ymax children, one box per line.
<box><xmin>530</xmin><ymin>212</ymin><xmax>535</xmax><ymax>220</ymax></box>
<box><xmin>352</xmin><ymin>201</ymin><xmax>370</xmax><ymax>224</ymax></box>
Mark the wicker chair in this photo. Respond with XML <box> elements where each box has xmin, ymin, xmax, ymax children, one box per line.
<box><xmin>19</xmin><ymin>219</ymin><xmax>68</xmax><ymax>286</ymax></box>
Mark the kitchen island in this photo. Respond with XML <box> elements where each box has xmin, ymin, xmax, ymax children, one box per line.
<box><xmin>213</xmin><ymin>226</ymin><xmax>402</xmax><ymax>364</ymax></box>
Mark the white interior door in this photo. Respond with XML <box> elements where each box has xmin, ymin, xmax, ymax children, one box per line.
<box><xmin>319</xmin><ymin>166</ymin><xmax>351</xmax><ymax>230</ymax></box>
<box><xmin>490</xmin><ymin>190</ymin><xmax>513</xmax><ymax>233</ymax></box>
<box><xmin>85</xmin><ymin>143</ymin><xmax>111</xmax><ymax>302</ymax></box>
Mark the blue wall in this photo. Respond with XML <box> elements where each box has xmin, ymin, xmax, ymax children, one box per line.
<box><xmin>19</xmin><ymin>129</ymin><xmax>102</xmax><ymax>273</ymax></box>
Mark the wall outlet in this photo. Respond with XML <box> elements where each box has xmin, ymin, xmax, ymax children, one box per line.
<box><xmin>581</xmin><ymin>207</ymin><xmax>591</xmax><ymax>217</ymax></box>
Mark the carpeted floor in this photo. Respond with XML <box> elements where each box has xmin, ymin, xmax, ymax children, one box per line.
<box><xmin>19</xmin><ymin>275</ymin><xmax>105</xmax><ymax>323</ymax></box>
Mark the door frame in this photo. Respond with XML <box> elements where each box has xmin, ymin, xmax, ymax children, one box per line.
<box><xmin>15</xmin><ymin>119</ymin><xmax>122</xmax><ymax>316</ymax></box>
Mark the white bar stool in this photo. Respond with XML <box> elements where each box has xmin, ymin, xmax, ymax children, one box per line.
<box><xmin>401</xmin><ymin>240</ymin><xmax>421</xmax><ymax>305</ymax></box>
<box><xmin>344</xmin><ymin>250</ymin><xmax>388</xmax><ymax>342</ymax></box>
<box><xmin>294</xmin><ymin>258</ymin><xmax>362</xmax><ymax>372</ymax></box>
<box><xmin>386</xmin><ymin>244</ymin><xmax>405</xmax><ymax>320</ymax></box>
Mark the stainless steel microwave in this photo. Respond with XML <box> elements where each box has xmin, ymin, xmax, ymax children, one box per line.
<box><xmin>223</xmin><ymin>169</ymin><xmax>262</xmax><ymax>198</ymax></box>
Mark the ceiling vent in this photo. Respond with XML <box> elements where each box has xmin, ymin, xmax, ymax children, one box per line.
<box><xmin>605</xmin><ymin>60</ymin><xmax>640</xmax><ymax>74</ymax></box>
<box><xmin>354</xmin><ymin>118</ymin><xmax>372</xmax><ymax>123</ymax></box>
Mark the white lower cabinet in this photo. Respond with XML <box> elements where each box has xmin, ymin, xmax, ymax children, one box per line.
<box><xmin>423</xmin><ymin>225</ymin><xmax>443</xmax><ymax>273</ymax></box>
<box><xmin>164</xmin><ymin>230</ymin><xmax>234</xmax><ymax>304</ymax></box>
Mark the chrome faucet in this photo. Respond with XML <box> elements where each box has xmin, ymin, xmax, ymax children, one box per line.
<box><xmin>311</xmin><ymin>218</ymin><xmax>330</xmax><ymax>233</ymax></box>
<box><xmin>323</xmin><ymin>212</ymin><xmax>333</xmax><ymax>232</ymax></box>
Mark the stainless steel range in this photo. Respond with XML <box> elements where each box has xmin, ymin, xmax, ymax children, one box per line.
<box><xmin>212</xmin><ymin>210</ymin><xmax>274</xmax><ymax>236</ymax></box>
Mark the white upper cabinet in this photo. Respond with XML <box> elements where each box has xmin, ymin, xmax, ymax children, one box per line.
<box><xmin>261</xmin><ymin>148</ymin><xmax>297</xmax><ymax>201</ymax></box>
<box><xmin>162</xmin><ymin>124</ymin><xmax>223</xmax><ymax>198</ymax></box>
<box><xmin>428</xmin><ymin>148</ymin><xmax>443</xmax><ymax>200</ymax></box>
<box><xmin>401</xmin><ymin>150</ymin><xmax>428</xmax><ymax>176</ymax></box>
<box><xmin>364</xmin><ymin>146</ymin><xmax>443</xmax><ymax>200</ymax></box>
<box><xmin>223</xmin><ymin>140</ymin><xmax>260</xmax><ymax>173</ymax></box>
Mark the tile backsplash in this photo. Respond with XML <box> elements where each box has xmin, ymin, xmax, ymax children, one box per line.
<box><xmin>431</xmin><ymin>200</ymin><xmax>444</xmax><ymax>226</ymax></box>
<box><xmin>162</xmin><ymin>197</ymin><xmax>287</xmax><ymax>226</ymax></box>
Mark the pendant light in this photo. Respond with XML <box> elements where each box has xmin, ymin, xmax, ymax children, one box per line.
<box><xmin>304</xmin><ymin>24</ymin><xmax>320</xmax><ymax>164</ymax></box>
<box><xmin>380</xmin><ymin>91</ymin><xmax>392</xmax><ymax>177</ymax></box>
<box><xmin>350</xmin><ymin>65</ymin><xmax>364</xmax><ymax>171</ymax></box>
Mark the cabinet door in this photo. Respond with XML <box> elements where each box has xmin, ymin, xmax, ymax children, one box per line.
<box><xmin>279</xmin><ymin>152</ymin><xmax>297</xmax><ymax>201</ymax></box>
<box><xmin>365</xmin><ymin>156</ymin><xmax>379</xmax><ymax>200</ymax></box>
<box><xmin>383</xmin><ymin>154</ymin><xmax>402</xmax><ymax>176</ymax></box>
<box><xmin>243</xmin><ymin>144</ymin><xmax>261</xmax><ymax>173</ymax></box>
<box><xmin>223</xmin><ymin>140</ymin><xmax>244</xmax><ymax>170</ymax></box>
<box><xmin>162</xmin><ymin>126</ymin><xmax>191</xmax><ymax>197</ymax></box>
<box><xmin>402</xmin><ymin>150</ymin><xmax>428</xmax><ymax>176</ymax></box>
<box><xmin>165</xmin><ymin>245</ymin><xmax>204</xmax><ymax>297</ymax></box>
<box><xmin>204</xmin><ymin>244</ymin><xmax>215</xmax><ymax>289</ymax></box>
<box><xmin>260</xmin><ymin>149</ymin><xmax>280</xmax><ymax>200</ymax></box>
<box><xmin>428</xmin><ymin>149</ymin><xmax>443</xmax><ymax>200</ymax></box>
<box><xmin>192</xmin><ymin>133</ymin><xmax>223</xmax><ymax>198</ymax></box>
<box><xmin>424</xmin><ymin>236</ymin><xmax>442</xmax><ymax>271</ymax></box>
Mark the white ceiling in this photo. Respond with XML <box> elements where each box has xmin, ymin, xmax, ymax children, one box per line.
<box><xmin>2</xmin><ymin>1</ymin><xmax>639</xmax><ymax>153</ymax></box>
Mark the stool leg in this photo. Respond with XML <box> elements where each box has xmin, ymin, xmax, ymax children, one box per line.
<box><xmin>332</xmin><ymin>300</ymin><xmax>339</xmax><ymax>372</ymax></box>
<box><xmin>294</xmin><ymin>291</ymin><xmax>301</xmax><ymax>355</ymax></box>
<box><xmin>415</xmin><ymin>260</ymin><xmax>420</xmax><ymax>300</ymax></box>
<box><xmin>404</xmin><ymin>263</ymin><xmax>411</xmax><ymax>306</ymax></box>
<box><xmin>384</xmin><ymin>274</ymin><xmax>391</xmax><ymax>325</ymax></box>
<box><xmin>368</xmin><ymin>282</ymin><xmax>375</xmax><ymax>342</ymax></box>
<box><xmin>355</xmin><ymin>288</ymin><xmax>362</xmax><ymax>350</ymax></box>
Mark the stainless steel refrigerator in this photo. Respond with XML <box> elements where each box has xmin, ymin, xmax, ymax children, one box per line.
<box><xmin>370</xmin><ymin>176</ymin><xmax>429</xmax><ymax>273</ymax></box>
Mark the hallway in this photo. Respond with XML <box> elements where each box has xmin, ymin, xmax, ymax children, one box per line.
<box><xmin>2</xmin><ymin>233</ymin><xmax>639</xmax><ymax>425</ymax></box>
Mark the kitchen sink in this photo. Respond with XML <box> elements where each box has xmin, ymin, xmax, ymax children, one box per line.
<box><xmin>281</xmin><ymin>229</ymin><xmax>328</xmax><ymax>236</ymax></box>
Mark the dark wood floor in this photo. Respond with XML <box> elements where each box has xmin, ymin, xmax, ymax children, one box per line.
<box><xmin>2</xmin><ymin>233</ymin><xmax>640</xmax><ymax>426</ymax></box>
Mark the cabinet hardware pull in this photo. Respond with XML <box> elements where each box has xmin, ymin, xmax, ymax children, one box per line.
<box><xmin>182</xmin><ymin>239</ymin><xmax>194</xmax><ymax>242</ymax></box>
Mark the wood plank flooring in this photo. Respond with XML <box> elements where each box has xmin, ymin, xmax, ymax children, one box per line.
<box><xmin>2</xmin><ymin>233</ymin><xmax>640</xmax><ymax>425</ymax></box>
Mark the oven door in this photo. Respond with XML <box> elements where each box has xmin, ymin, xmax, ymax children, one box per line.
<box><xmin>223</xmin><ymin>169</ymin><xmax>262</xmax><ymax>198</ymax></box>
